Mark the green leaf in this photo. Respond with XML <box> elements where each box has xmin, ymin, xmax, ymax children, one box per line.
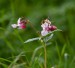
<box><xmin>44</xmin><ymin>33</ymin><xmax>54</xmax><ymax>42</ymax></box>
<box><xmin>0</xmin><ymin>62</ymin><xmax>8</xmax><ymax>68</ymax></box>
<box><xmin>61</xmin><ymin>44</ymin><xmax>66</xmax><ymax>56</ymax></box>
<box><xmin>9</xmin><ymin>52</ymin><xmax>25</xmax><ymax>68</ymax></box>
<box><xmin>48</xmin><ymin>29</ymin><xmax>62</xmax><ymax>34</ymax></box>
<box><xmin>11</xmin><ymin>63</ymin><xmax>26</xmax><ymax>68</ymax></box>
<box><xmin>24</xmin><ymin>37</ymin><xmax>41</xmax><ymax>43</ymax></box>
<box><xmin>46</xmin><ymin>42</ymin><xmax>52</xmax><ymax>45</ymax></box>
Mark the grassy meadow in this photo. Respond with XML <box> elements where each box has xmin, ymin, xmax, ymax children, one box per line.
<box><xmin>0</xmin><ymin>0</ymin><xmax>75</xmax><ymax>68</ymax></box>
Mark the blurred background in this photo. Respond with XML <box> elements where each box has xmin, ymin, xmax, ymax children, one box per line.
<box><xmin>0</xmin><ymin>0</ymin><xmax>75</xmax><ymax>68</ymax></box>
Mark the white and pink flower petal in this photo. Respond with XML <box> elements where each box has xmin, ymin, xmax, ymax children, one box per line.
<box><xmin>11</xmin><ymin>24</ymin><xmax>17</xmax><ymax>28</ymax></box>
<box><xmin>41</xmin><ymin>30</ymin><xmax>48</xmax><ymax>36</ymax></box>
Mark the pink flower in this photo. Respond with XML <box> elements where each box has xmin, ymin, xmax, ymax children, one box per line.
<box><xmin>41</xmin><ymin>19</ymin><xmax>57</xmax><ymax>36</ymax></box>
<box><xmin>41</xmin><ymin>30</ymin><xmax>48</xmax><ymax>36</ymax></box>
<box><xmin>11</xmin><ymin>18</ymin><xmax>27</xmax><ymax>29</ymax></box>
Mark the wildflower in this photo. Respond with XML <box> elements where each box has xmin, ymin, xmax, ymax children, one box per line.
<box><xmin>41</xmin><ymin>19</ymin><xmax>57</xmax><ymax>36</ymax></box>
<box><xmin>11</xmin><ymin>18</ymin><xmax>27</xmax><ymax>29</ymax></box>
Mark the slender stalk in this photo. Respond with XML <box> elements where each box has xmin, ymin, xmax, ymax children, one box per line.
<box><xmin>40</xmin><ymin>40</ymin><xmax>47</xmax><ymax>68</ymax></box>
<box><xmin>28</xmin><ymin>21</ymin><xmax>47</xmax><ymax>68</ymax></box>
<box><xmin>44</xmin><ymin>44</ymin><xmax>47</xmax><ymax>68</ymax></box>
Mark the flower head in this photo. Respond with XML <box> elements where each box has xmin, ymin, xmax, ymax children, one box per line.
<box><xmin>41</xmin><ymin>19</ymin><xmax>57</xmax><ymax>36</ymax></box>
<box><xmin>11</xmin><ymin>17</ymin><xmax>27</xmax><ymax>29</ymax></box>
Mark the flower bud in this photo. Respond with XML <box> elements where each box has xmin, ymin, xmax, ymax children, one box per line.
<box><xmin>49</xmin><ymin>25</ymin><xmax>57</xmax><ymax>31</ymax></box>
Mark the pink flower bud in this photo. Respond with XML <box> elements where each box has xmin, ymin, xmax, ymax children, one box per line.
<box><xmin>49</xmin><ymin>25</ymin><xmax>57</xmax><ymax>31</ymax></box>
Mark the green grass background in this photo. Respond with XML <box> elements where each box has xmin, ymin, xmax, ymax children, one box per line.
<box><xmin>0</xmin><ymin>0</ymin><xmax>75</xmax><ymax>68</ymax></box>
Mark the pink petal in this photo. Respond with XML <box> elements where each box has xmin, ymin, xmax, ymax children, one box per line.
<box><xmin>41</xmin><ymin>30</ymin><xmax>48</xmax><ymax>36</ymax></box>
<box><xmin>19</xmin><ymin>25</ymin><xmax>26</xmax><ymax>29</ymax></box>
<box><xmin>41</xmin><ymin>22</ymin><xmax>49</xmax><ymax>30</ymax></box>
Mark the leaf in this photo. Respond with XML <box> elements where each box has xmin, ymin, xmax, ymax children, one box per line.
<box><xmin>12</xmin><ymin>63</ymin><xmax>26</xmax><ymax>68</ymax></box>
<box><xmin>24</xmin><ymin>37</ymin><xmax>41</xmax><ymax>43</ymax></box>
<box><xmin>52</xmin><ymin>29</ymin><xmax>62</xmax><ymax>32</ymax></box>
<box><xmin>8</xmin><ymin>52</ymin><xmax>25</xmax><ymax>68</ymax></box>
<box><xmin>46</xmin><ymin>42</ymin><xmax>52</xmax><ymax>45</ymax></box>
<box><xmin>0</xmin><ymin>62</ymin><xmax>8</xmax><ymax>68</ymax></box>
<box><xmin>0</xmin><ymin>58</ymin><xmax>11</xmax><ymax>63</ymax></box>
<box><xmin>44</xmin><ymin>33</ymin><xmax>54</xmax><ymax>42</ymax></box>
<box><xmin>48</xmin><ymin>29</ymin><xmax>62</xmax><ymax>34</ymax></box>
<box><xmin>56</xmin><ymin>42</ymin><xmax>61</xmax><ymax>60</ymax></box>
<box><xmin>61</xmin><ymin>44</ymin><xmax>66</xmax><ymax>56</ymax></box>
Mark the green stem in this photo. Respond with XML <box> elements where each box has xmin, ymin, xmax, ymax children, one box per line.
<box><xmin>28</xmin><ymin>21</ymin><xmax>47</xmax><ymax>68</ymax></box>
<box><xmin>40</xmin><ymin>40</ymin><xmax>47</xmax><ymax>68</ymax></box>
<box><xmin>44</xmin><ymin>44</ymin><xmax>47</xmax><ymax>68</ymax></box>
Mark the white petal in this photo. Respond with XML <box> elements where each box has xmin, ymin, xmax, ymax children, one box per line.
<box><xmin>41</xmin><ymin>30</ymin><xmax>48</xmax><ymax>36</ymax></box>
<box><xmin>17</xmin><ymin>18</ymin><xmax>21</xmax><ymax>26</ymax></box>
<box><xmin>11</xmin><ymin>24</ymin><xmax>17</xmax><ymax>28</ymax></box>
<box><xmin>47</xmin><ymin>20</ymin><xmax>51</xmax><ymax>24</ymax></box>
<box><xmin>45</xmin><ymin>19</ymin><xmax>51</xmax><ymax>24</ymax></box>
<box><xmin>41</xmin><ymin>24</ymin><xmax>45</xmax><ymax>28</ymax></box>
<box><xmin>44</xmin><ymin>22</ymin><xmax>48</xmax><ymax>27</ymax></box>
<box><xmin>41</xmin><ymin>22</ymin><xmax>48</xmax><ymax>30</ymax></box>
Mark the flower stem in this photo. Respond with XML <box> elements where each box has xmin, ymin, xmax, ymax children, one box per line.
<box><xmin>44</xmin><ymin>43</ymin><xmax>47</xmax><ymax>68</ymax></box>
<box><xmin>28</xmin><ymin>21</ymin><xmax>47</xmax><ymax>68</ymax></box>
<box><xmin>41</xmin><ymin>40</ymin><xmax>47</xmax><ymax>68</ymax></box>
